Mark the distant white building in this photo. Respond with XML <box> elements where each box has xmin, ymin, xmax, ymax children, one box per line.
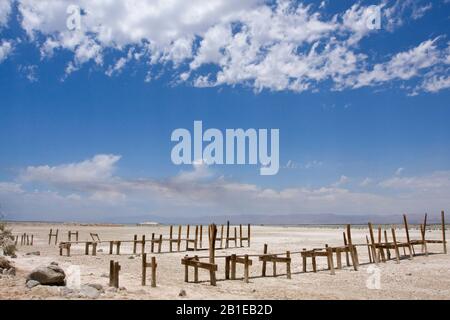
<box><xmin>138</xmin><ymin>221</ymin><xmax>159</xmax><ymax>226</ymax></box>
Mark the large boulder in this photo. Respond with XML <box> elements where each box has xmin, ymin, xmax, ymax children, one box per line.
<box><xmin>27</xmin><ymin>264</ymin><xmax>66</xmax><ymax>286</ymax></box>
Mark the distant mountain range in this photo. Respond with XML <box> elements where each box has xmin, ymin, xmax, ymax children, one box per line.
<box><xmin>103</xmin><ymin>212</ymin><xmax>441</xmax><ymax>225</ymax></box>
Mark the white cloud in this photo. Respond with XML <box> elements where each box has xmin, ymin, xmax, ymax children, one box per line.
<box><xmin>0</xmin><ymin>0</ymin><xmax>446</xmax><ymax>93</ymax></box>
<box><xmin>0</xmin><ymin>182</ymin><xmax>24</xmax><ymax>194</ymax></box>
<box><xmin>0</xmin><ymin>0</ymin><xmax>12</xmax><ymax>28</ymax></box>
<box><xmin>347</xmin><ymin>38</ymin><xmax>443</xmax><ymax>89</ymax></box>
<box><xmin>0</xmin><ymin>40</ymin><xmax>12</xmax><ymax>63</ymax></box>
<box><xmin>332</xmin><ymin>175</ymin><xmax>349</xmax><ymax>187</ymax></box>
<box><xmin>2</xmin><ymin>155</ymin><xmax>450</xmax><ymax>218</ymax></box>
<box><xmin>395</xmin><ymin>167</ymin><xmax>404</xmax><ymax>176</ymax></box>
<box><xmin>21</xmin><ymin>154</ymin><xmax>121</xmax><ymax>185</ymax></box>
<box><xmin>360</xmin><ymin>177</ymin><xmax>372</xmax><ymax>187</ymax></box>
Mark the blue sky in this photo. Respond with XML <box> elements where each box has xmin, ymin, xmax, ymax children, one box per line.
<box><xmin>0</xmin><ymin>0</ymin><xmax>449</xmax><ymax>221</ymax></box>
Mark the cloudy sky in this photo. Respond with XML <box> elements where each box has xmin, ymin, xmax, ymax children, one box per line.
<box><xmin>0</xmin><ymin>0</ymin><xmax>449</xmax><ymax>222</ymax></box>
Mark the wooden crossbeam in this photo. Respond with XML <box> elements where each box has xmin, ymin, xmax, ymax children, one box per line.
<box><xmin>48</xmin><ymin>228</ymin><xmax>59</xmax><ymax>245</ymax></box>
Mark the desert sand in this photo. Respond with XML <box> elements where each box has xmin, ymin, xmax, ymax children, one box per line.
<box><xmin>1</xmin><ymin>223</ymin><xmax>449</xmax><ymax>300</ymax></box>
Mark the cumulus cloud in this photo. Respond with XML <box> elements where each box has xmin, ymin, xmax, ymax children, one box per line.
<box><xmin>0</xmin><ymin>40</ymin><xmax>12</xmax><ymax>63</ymax></box>
<box><xmin>0</xmin><ymin>0</ymin><xmax>445</xmax><ymax>93</ymax></box>
<box><xmin>0</xmin><ymin>0</ymin><xmax>12</xmax><ymax>28</ymax></box>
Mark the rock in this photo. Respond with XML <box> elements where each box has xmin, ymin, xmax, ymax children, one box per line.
<box><xmin>30</xmin><ymin>285</ymin><xmax>61</xmax><ymax>296</ymax></box>
<box><xmin>128</xmin><ymin>256</ymin><xmax>135</xmax><ymax>259</ymax></box>
<box><xmin>178</xmin><ymin>289</ymin><xmax>187</xmax><ymax>297</ymax></box>
<box><xmin>80</xmin><ymin>284</ymin><xmax>101</xmax><ymax>299</ymax></box>
<box><xmin>11</xmin><ymin>254</ymin><xmax>17</xmax><ymax>259</ymax></box>
<box><xmin>97</xmin><ymin>249</ymin><xmax>103</xmax><ymax>253</ymax></box>
<box><xmin>27</xmin><ymin>264</ymin><xmax>66</xmax><ymax>286</ymax></box>
<box><xmin>119</xmin><ymin>286</ymin><xmax>126</xmax><ymax>291</ymax></box>
<box><xmin>86</xmin><ymin>283</ymin><xmax>104</xmax><ymax>292</ymax></box>
<box><xmin>100</xmin><ymin>273</ymin><xmax>109</xmax><ymax>278</ymax></box>
<box><xmin>0</xmin><ymin>256</ymin><xmax>12</xmax><ymax>269</ymax></box>
<box><xmin>26</xmin><ymin>251</ymin><xmax>40</xmax><ymax>256</ymax></box>
<box><xmin>4</xmin><ymin>268</ymin><xmax>16</xmax><ymax>276</ymax></box>
<box><xmin>26</xmin><ymin>280</ymin><xmax>40</xmax><ymax>289</ymax></box>
<box><xmin>59</xmin><ymin>286</ymin><xmax>75</xmax><ymax>296</ymax></box>
<box><xmin>50</xmin><ymin>261</ymin><xmax>59</xmax><ymax>266</ymax></box>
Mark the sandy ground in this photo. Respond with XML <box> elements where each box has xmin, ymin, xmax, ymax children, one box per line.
<box><xmin>1</xmin><ymin>223</ymin><xmax>449</xmax><ymax>300</ymax></box>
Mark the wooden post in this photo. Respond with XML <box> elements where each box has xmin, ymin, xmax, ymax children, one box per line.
<box><xmin>116</xmin><ymin>241</ymin><xmax>121</xmax><ymax>255</ymax></box>
<box><xmin>199</xmin><ymin>225</ymin><xmax>203</xmax><ymax>249</ymax></box>
<box><xmin>262</xmin><ymin>244</ymin><xmax>268</xmax><ymax>276</ymax></box>
<box><xmin>442</xmin><ymin>211</ymin><xmax>447</xmax><ymax>254</ymax></box>
<box><xmin>384</xmin><ymin>230</ymin><xmax>391</xmax><ymax>260</ymax></box>
<box><xmin>343</xmin><ymin>232</ymin><xmax>350</xmax><ymax>266</ymax></box>
<box><xmin>366</xmin><ymin>235</ymin><xmax>373</xmax><ymax>263</ymax></box>
<box><xmin>239</xmin><ymin>224</ymin><xmax>243</xmax><ymax>247</ymax></box>
<box><xmin>231</xmin><ymin>254</ymin><xmax>237</xmax><ymax>280</ymax></box>
<box><xmin>302</xmin><ymin>248</ymin><xmax>307</xmax><ymax>272</ymax></box>
<box><xmin>48</xmin><ymin>229</ymin><xmax>52</xmax><ymax>245</ymax></box>
<box><xmin>312</xmin><ymin>252</ymin><xmax>317</xmax><ymax>273</ymax></box>
<box><xmin>85</xmin><ymin>242</ymin><xmax>89</xmax><ymax>255</ymax></box>
<box><xmin>377</xmin><ymin>227</ymin><xmax>386</xmax><ymax>262</ymax></box>
<box><xmin>142</xmin><ymin>253</ymin><xmax>147</xmax><ymax>286</ymax></box>
<box><xmin>421</xmin><ymin>214</ymin><xmax>427</xmax><ymax>253</ymax></box>
<box><xmin>158</xmin><ymin>234</ymin><xmax>162</xmax><ymax>253</ymax></box>
<box><xmin>220</xmin><ymin>225</ymin><xmax>224</xmax><ymax>248</ymax></box>
<box><xmin>133</xmin><ymin>235</ymin><xmax>137</xmax><ymax>254</ymax></box>
<box><xmin>234</xmin><ymin>227</ymin><xmax>237</xmax><ymax>247</ymax></box>
<box><xmin>225</xmin><ymin>256</ymin><xmax>230</xmax><ymax>279</ymax></box>
<box><xmin>92</xmin><ymin>242</ymin><xmax>97</xmax><ymax>256</ymax></box>
<box><xmin>114</xmin><ymin>262</ymin><xmax>120</xmax><ymax>288</ymax></box>
<box><xmin>286</xmin><ymin>251</ymin><xmax>291</xmax><ymax>279</ymax></box>
<box><xmin>208</xmin><ymin>224</ymin><xmax>217</xmax><ymax>286</ymax></box>
<box><xmin>178</xmin><ymin>225</ymin><xmax>182</xmax><ymax>251</ymax></box>
<box><xmin>184</xmin><ymin>255</ymin><xmax>189</xmax><ymax>282</ymax></box>
<box><xmin>31</xmin><ymin>235</ymin><xmax>34</xmax><ymax>246</ymax></box>
<box><xmin>391</xmin><ymin>228</ymin><xmax>400</xmax><ymax>264</ymax></box>
<box><xmin>169</xmin><ymin>226</ymin><xmax>173</xmax><ymax>252</ymax></box>
<box><xmin>186</xmin><ymin>225</ymin><xmax>190</xmax><ymax>250</ymax></box>
<box><xmin>346</xmin><ymin>224</ymin><xmax>359</xmax><ymax>271</ymax></box>
<box><xmin>248</xmin><ymin>224</ymin><xmax>251</xmax><ymax>247</ymax></box>
<box><xmin>151</xmin><ymin>256</ymin><xmax>157</xmax><ymax>288</ymax></box>
<box><xmin>55</xmin><ymin>229</ymin><xmax>58</xmax><ymax>245</ymax></box>
<box><xmin>194</xmin><ymin>255</ymin><xmax>199</xmax><ymax>283</ymax></box>
<box><xmin>368</xmin><ymin>223</ymin><xmax>379</xmax><ymax>265</ymax></box>
<box><xmin>142</xmin><ymin>235</ymin><xmax>146</xmax><ymax>255</ymax></box>
<box><xmin>109</xmin><ymin>260</ymin><xmax>114</xmax><ymax>287</ymax></box>
<box><xmin>420</xmin><ymin>224</ymin><xmax>428</xmax><ymax>257</ymax></box>
<box><xmin>226</xmin><ymin>221</ymin><xmax>230</xmax><ymax>249</ymax></box>
<box><xmin>109</xmin><ymin>241</ymin><xmax>113</xmax><ymax>254</ymax></box>
<box><xmin>326</xmin><ymin>246</ymin><xmax>335</xmax><ymax>275</ymax></box>
<box><xmin>151</xmin><ymin>233</ymin><xmax>155</xmax><ymax>253</ymax></box>
<box><xmin>194</xmin><ymin>226</ymin><xmax>199</xmax><ymax>251</ymax></box>
<box><xmin>403</xmin><ymin>214</ymin><xmax>414</xmax><ymax>259</ymax></box>
<box><xmin>336</xmin><ymin>248</ymin><xmax>342</xmax><ymax>269</ymax></box>
<box><xmin>244</xmin><ymin>254</ymin><xmax>250</xmax><ymax>283</ymax></box>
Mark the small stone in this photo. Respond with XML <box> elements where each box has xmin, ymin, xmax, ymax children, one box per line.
<box><xmin>178</xmin><ymin>289</ymin><xmax>187</xmax><ymax>297</ymax></box>
<box><xmin>26</xmin><ymin>280</ymin><xmax>40</xmax><ymax>289</ymax></box>
<box><xmin>86</xmin><ymin>283</ymin><xmax>104</xmax><ymax>292</ymax></box>
<box><xmin>119</xmin><ymin>286</ymin><xmax>126</xmax><ymax>291</ymax></box>
<box><xmin>26</xmin><ymin>251</ymin><xmax>41</xmax><ymax>256</ymax></box>
<box><xmin>97</xmin><ymin>249</ymin><xmax>103</xmax><ymax>253</ymax></box>
<box><xmin>5</xmin><ymin>268</ymin><xmax>16</xmax><ymax>276</ymax></box>
<box><xmin>80</xmin><ymin>284</ymin><xmax>101</xmax><ymax>299</ymax></box>
<box><xmin>100</xmin><ymin>273</ymin><xmax>109</xmax><ymax>278</ymax></box>
<box><xmin>128</xmin><ymin>256</ymin><xmax>135</xmax><ymax>259</ymax></box>
<box><xmin>50</xmin><ymin>262</ymin><xmax>59</xmax><ymax>266</ymax></box>
<box><xmin>406</xmin><ymin>273</ymin><xmax>412</xmax><ymax>276</ymax></box>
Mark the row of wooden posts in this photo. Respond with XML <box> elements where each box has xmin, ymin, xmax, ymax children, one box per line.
<box><xmin>14</xmin><ymin>233</ymin><xmax>34</xmax><ymax>246</ymax></box>
<box><xmin>57</xmin><ymin>223</ymin><xmax>251</xmax><ymax>257</ymax></box>
<box><xmin>108</xmin><ymin>254</ymin><xmax>158</xmax><ymax>289</ymax></box>
<box><xmin>181</xmin><ymin>211</ymin><xmax>447</xmax><ymax>286</ymax></box>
